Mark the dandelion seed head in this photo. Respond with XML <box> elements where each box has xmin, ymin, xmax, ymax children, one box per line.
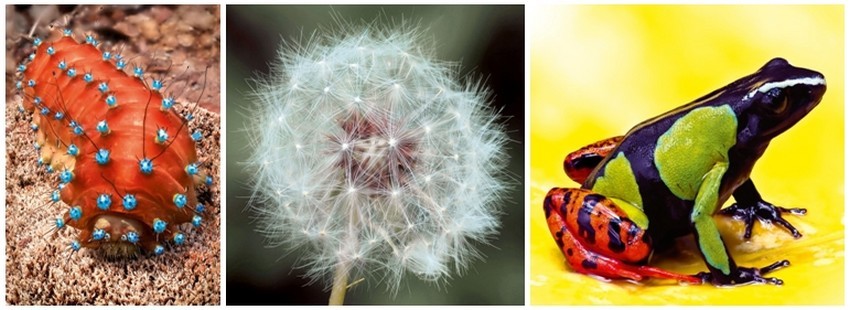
<box><xmin>246</xmin><ymin>19</ymin><xmax>509</xmax><ymax>293</ymax></box>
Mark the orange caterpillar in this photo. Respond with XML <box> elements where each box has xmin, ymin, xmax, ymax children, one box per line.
<box><xmin>16</xmin><ymin>29</ymin><xmax>209</xmax><ymax>257</ymax></box>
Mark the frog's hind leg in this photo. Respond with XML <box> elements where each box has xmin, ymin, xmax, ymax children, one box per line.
<box><xmin>564</xmin><ymin>136</ymin><xmax>623</xmax><ymax>184</ymax></box>
<box><xmin>544</xmin><ymin>187</ymin><xmax>702</xmax><ymax>284</ymax></box>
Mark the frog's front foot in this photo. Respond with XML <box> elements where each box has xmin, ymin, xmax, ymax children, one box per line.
<box><xmin>695</xmin><ymin>260</ymin><xmax>790</xmax><ymax>286</ymax></box>
<box><xmin>719</xmin><ymin>200</ymin><xmax>806</xmax><ymax>239</ymax></box>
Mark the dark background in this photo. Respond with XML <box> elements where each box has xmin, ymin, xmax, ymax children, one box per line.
<box><xmin>226</xmin><ymin>5</ymin><xmax>524</xmax><ymax>305</ymax></box>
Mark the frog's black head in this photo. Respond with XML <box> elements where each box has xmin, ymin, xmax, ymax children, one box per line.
<box><xmin>739</xmin><ymin>58</ymin><xmax>826</xmax><ymax>142</ymax></box>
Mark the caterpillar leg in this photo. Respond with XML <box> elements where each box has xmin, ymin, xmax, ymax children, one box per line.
<box><xmin>544</xmin><ymin>187</ymin><xmax>701</xmax><ymax>284</ymax></box>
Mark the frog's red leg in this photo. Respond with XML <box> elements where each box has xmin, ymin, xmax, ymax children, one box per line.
<box><xmin>563</xmin><ymin>136</ymin><xmax>623</xmax><ymax>184</ymax></box>
<box><xmin>544</xmin><ymin>187</ymin><xmax>702</xmax><ymax>284</ymax></box>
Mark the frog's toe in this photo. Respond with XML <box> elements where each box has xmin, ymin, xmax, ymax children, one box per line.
<box><xmin>697</xmin><ymin>260</ymin><xmax>790</xmax><ymax>286</ymax></box>
<box><xmin>771</xmin><ymin>213</ymin><xmax>804</xmax><ymax>239</ymax></box>
<box><xmin>741</xmin><ymin>260</ymin><xmax>791</xmax><ymax>286</ymax></box>
<box><xmin>754</xmin><ymin>276</ymin><xmax>784</xmax><ymax>286</ymax></box>
<box><xmin>776</xmin><ymin>205</ymin><xmax>807</xmax><ymax>215</ymax></box>
<box><xmin>760</xmin><ymin>259</ymin><xmax>791</xmax><ymax>274</ymax></box>
<box><xmin>720</xmin><ymin>201</ymin><xmax>806</xmax><ymax>239</ymax></box>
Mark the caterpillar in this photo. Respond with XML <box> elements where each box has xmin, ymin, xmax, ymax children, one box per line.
<box><xmin>14</xmin><ymin>27</ymin><xmax>210</xmax><ymax>258</ymax></box>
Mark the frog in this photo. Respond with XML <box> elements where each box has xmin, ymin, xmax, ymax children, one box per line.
<box><xmin>543</xmin><ymin>58</ymin><xmax>826</xmax><ymax>286</ymax></box>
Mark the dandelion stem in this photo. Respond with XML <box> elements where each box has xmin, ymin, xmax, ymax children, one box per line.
<box><xmin>329</xmin><ymin>263</ymin><xmax>349</xmax><ymax>305</ymax></box>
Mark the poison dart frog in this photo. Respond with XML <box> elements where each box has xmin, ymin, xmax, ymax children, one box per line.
<box><xmin>544</xmin><ymin>58</ymin><xmax>825</xmax><ymax>286</ymax></box>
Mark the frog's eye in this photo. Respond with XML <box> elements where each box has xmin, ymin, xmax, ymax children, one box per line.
<box><xmin>760</xmin><ymin>87</ymin><xmax>788</xmax><ymax>114</ymax></box>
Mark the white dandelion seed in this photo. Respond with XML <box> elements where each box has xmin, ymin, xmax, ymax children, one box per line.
<box><xmin>245</xmin><ymin>20</ymin><xmax>509</xmax><ymax>299</ymax></box>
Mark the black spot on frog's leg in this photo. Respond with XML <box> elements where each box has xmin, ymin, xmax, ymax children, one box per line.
<box><xmin>560</xmin><ymin>193</ymin><xmax>570</xmax><ymax>215</ymax></box>
<box><xmin>607</xmin><ymin>219</ymin><xmax>626</xmax><ymax>253</ymax></box>
<box><xmin>567</xmin><ymin>248</ymin><xmax>574</xmax><ymax>257</ymax></box>
<box><xmin>578</xmin><ymin>194</ymin><xmax>600</xmax><ymax>244</ymax></box>
<box><xmin>582</xmin><ymin>257</ymin><xmax>598</xmax><ymax>269</ymax></box>
<box><xmin>561</xmin><ymin>202</ymin><xmax>568</xmax><ymax>216</ymax></box>
<box><xmin>543</xmin><ymin>195</ymin><xmax>552</xmax><ymax>218</ymax></box>
<box><xmin>627</xmin><ymin>224</ymin><xmax>640</xmax><ymax>239</ymax></box>
<box><xmin>555</xmin><ymin>229</ymin><xmax>566</xmax><ymax>250</ymax></box>
<box><xmin>572</xmin><ymin>153</ymin><xmax>605</xmax><ymax>170</ymax></box>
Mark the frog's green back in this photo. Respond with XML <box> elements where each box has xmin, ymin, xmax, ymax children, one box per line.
<box><xmin>653</xmin><ymin>105</ymin><xmax>738</xmax><ymax>201</ymax></box>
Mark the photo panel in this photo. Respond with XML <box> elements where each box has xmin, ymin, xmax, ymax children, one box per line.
<box><xmin>530</xmin><ymin>4</ymin><xmax>842</xmax><ymax>305</ymax></box>
<box><xmin>6</xmin><ymin>5</ymin><xmax>221</xmax><ymax>305</ymax></box>
<box><xmin>226</xmin><ymin>4</ymin><xmax>525</xmax><ymax>305</ymax></box>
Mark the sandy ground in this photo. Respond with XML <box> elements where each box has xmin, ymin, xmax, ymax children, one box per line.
<box><xmin>5</xmin><ymin>5</ymin><xmax>221</xmax><ymax>305</ymax></box>
<box><xmin>5</xmin><ymin>104</ymin><xmax>221</xmax><ymax>305</ymax></box>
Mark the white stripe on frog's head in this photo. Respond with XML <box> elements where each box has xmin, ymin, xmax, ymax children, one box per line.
<box><xmin>743</xmin><ymin>76</ymin><xmax>826</xmax><ymax>101</ymax></box>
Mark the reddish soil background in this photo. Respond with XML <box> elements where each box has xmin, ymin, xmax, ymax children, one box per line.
<box><xmin>5</xmin><ymin>5</ymin><xmax>221</xmax><ymax>305</ymax></box>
